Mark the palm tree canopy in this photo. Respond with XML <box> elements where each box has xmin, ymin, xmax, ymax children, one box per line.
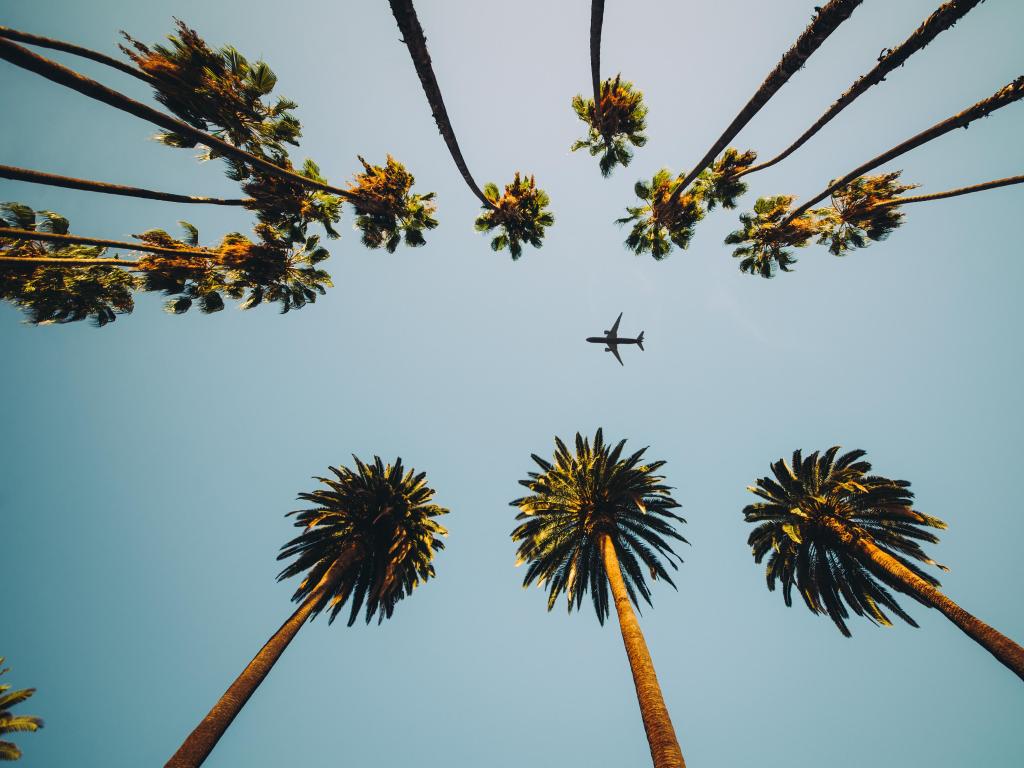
<box><xmin>277</xmin><ymin>456</ymin><xmax>449</xmax><ymax>626</ymax></box>
<box><xmin>474</xmin><ymin>173</ymin><xmax>554</xmax><ymax>260</ymax></box>
<box><xmin>571</xmin><ymin>75</ymin><xmax>648</xmax><ymax>177</ymax></box>
<box><xmin>511</xmin><ymin>429</ymin><xmax>687</xmax><ymax>623</ymax></box>
<box><xmin>814</xmin><ymin>171</ymin><xmax>917</xmax><ymax>256</ymax></box>
<box><xmin>744</xmin><ymin>447</ymin><xmax>949</xmax><ymax>636</ymax></box>
<box><xmin>618</xmin><ymin>169</ymin><xmax>705</xmax><ymax>260</ymax></box>
<box><xmin>240</xmin><ymin>158</ymin><xmax>342</xmax><ymax>241</ymax></box>
<box><xmin>0</xmin><ymin>658</ymin><xmax>43</xmax><ymax>762</ymax></box>
<box><xmin>725</xmin><ymin>195</ymin><xmax>821</xmax><ymax>278</ymax></box>
<box><xmin>694</xmin><ymin>148</ymin><xmax>757</xmax><ymax>211</ymax></box>
<box><xmin>348</xmin><ymin>155</ymin><xmax>438</xmax><ymax>253</ymax></box>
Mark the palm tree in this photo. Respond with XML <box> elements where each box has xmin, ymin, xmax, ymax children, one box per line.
<box><xmin>388</xmin><ymin>0</ymin><xmax>554</xmax><ymax>258</ymax></box>
<box><xmin>618</xmin><ymin>170</ymin><xmax>704</xmax><ymax>260</ymax></box>
<box><xmin>512</xmin><ymin>429</ymin><xmax>688</xmax><ymax>768</ymax></box>
<box><xmin>812</xmin><ymin>171</ymin><xmax>918</xmax><ymax>256</ymax></box>
<box><xmin>737</xmin><ymin>0</ymin><xmax>984</xmax><ymax>179</ymax></box>
<box><xmin>744</xmin><ymin>447</ymin><xmax>1024</xmax><ymax>682</ymax></box>
<box><xmin>724</xmin><ymin>195</ymin><xmax>820</xmax><ymax>277</ymax></box>
<box><xmin>347</xmin><ymin>155</ymin><xmax>438</xmax><ymax>252</ymax></box>
<box><xmin>165</xmin><ymin>456</ymin><xmax>449</xmax><ymax>768</ymax></box>
<box><xmin>0</xmin><ymin>658</ymin><xmax>44</xmax><ymax>761</ymax></box>
<box><xmin>570</xmin><ymin>1</ymin><xmax>648</xmax><ymax>176</ymax></box>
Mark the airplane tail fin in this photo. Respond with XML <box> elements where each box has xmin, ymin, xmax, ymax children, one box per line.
<box><xmin>637</xmin><ymin>331</ymin><xmax>645</xmax><ymax>351</ymax></box>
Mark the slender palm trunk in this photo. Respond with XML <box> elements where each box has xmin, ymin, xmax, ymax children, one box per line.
<box><xmin>0</xmin><ymin>228</ymin><xmax>213</xmax><ymax>258</ymax></box>
<box><xmin>870</xmin><ymin>174</ymin><xmax>1024</xmax><ymax>210</ymax></box>
<box><xmin>600</xmin><ymin>534</ymin><xmax>685</xmax><ymax>768</ymax></box>
<box><xmin>783</xmin><ymin>75</ymin><xmax>1024</xmax><ymax>225</ymax></box>
<box><xmin>387</xmin><ymin>0</ymin><xmax>496</xmax><ymax>210</ymax></box>
<box><xmin>0</xmin><ymin>25</ymin><xmax>152</xmax><ymax>83</ymax></box>
<box><xmin>0</xmin><ymin>37</ymin><xmax>383</xmax><ymax>213</ymax></box>
<box><xmin>670</xmin><ymin>0</ymin><xmax>862</xmax><ymax>203</ymax></box>
<box><xmin>739</xmin><ymin>0</ymin><xmax>983</xmax><ymax>178</ymax></box>
<box><xmin>165</xmin><ymin>556</ymin><xmax>353</xmax><ymax>768</ymax></box>
<box><xmin>0</xmin><ymin>256</ymin><xmax>140</xmax><ymax>267</ymax></box>
<box><xmin>823</xmin><ymin>519</ymin><xmax>1024</xmax><ymax>682</ymax></box>
<box><xmin>0</xmin><ymin>165</ymin><xmax>250</xmax><ymax>206</ymax></box>
<box><xmin>590</xmin><ymin>0</ymin><xmax>606</xmax><ymax>111</ymax></box>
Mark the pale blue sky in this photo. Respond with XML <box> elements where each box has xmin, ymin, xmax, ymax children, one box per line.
<box><xmin>2</xmin><ymin>1</ymin><xmax>1023</xmax><ymax>766</ymax></box>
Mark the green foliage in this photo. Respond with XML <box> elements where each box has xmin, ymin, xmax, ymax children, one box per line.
<box><xmin>815</xmin><ymin>172</ymin><xmax>917</xmax><ymax>256</ymax></box>
<box><xmin>693</xmin><ymin>148</ymin><xmax>756</xmax><ymax>210</ymax></box>
<box><xmin>277</xmin><ymin>456</ymin><xmax>449</xmax><ymax>625</ymax></box>
<box><xmin>725</xmin><ymin>195</ymin><xmax>821</xmax><ymax>278</ymax></box>
<box><xmin>571</xmin><ymin>75</ymin><xmax>648</xmax><ymax>177</ymax></box>
<box><xmin>618</xmin><ymin>169</ymin><xmax>705</xmax><ymax>260</ymax></box>
<box><xmin>474</xmin><ymin>174</ymin><xmax>554</xmax><ymax>260</ymax></box>
<box><xmin>511</xmin><ymin>429</ymin><xmax>687</xmax><ymax>623</ymax></box>
<box><xmin>0</xmin><ymin>203</ymin><xmax>137</xmax><ymax>326</ymax></box>
<box><xmin>120</xmin><ymin>19</ymin><xmax>301</xmax><ymax>162</ymax></box>
<box><xmin>241</xmin><ymin>158</ymin><xmax>342</xmax><ymax>241</ymax></box>
<box><xmin>744</xmin><ymin>448</ymin><xmax>948</xmax><ymax>636</ymax></box>
<box><xmin>0</xmin><ymin>658</ymin><xmax>43</xmax><ymax>762</ymax></box>
<box><xmin>347</xmin><ymin>155</ymin><xmax>438</xmax><ymax>252</ymax></box>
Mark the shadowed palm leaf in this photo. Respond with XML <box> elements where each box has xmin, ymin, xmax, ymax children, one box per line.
<box><xmin>744</xmin><ymin>447</ymin><xmax>947</xmax><ymax>636</ymax></box>
<box><xmin>725</xmin><ymin>195</ymin><xmax>821</xmax><ymax>277</ymax></box>
<box><xmin>618</xmin><ymin>170</ymin><xmax>705</xmax><ymax>260</ymax></box>
<box><xmin>571</xmin><ymin>75</ymin><xmax>648</xmax><ymax>177</ymax></box>
<box><xmin>348</xmin><ymin>155</ymin><xmax>438</xmax><ymax>252</ymax></box>
<box><xmin>511</xmin><ymin>428</ymin><xmax>686</xmax><ymax>622</ymax></box>
<box><xmin>474</xmin><ymin>174</ymin><xmax>554</xmax><ymax>260</ymax></box>
<box><xmin>0</xmin><ymin>658</ymin><xmax>43</xmax><ymax>762</ymax></box>
<box><xmin>814</xmin><ymin>171</ymin><xmax>917</xmax><ymax>255</ymax></box>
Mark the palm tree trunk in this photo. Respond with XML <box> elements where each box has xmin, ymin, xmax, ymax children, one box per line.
<box><xmin>0</xmin><ymin>165</ymin><xmax>250</xmax><ymax>206</ymax></box>
<box><xmin>387</xmin><ymin>0</ymin><xmax>496</xmax><ymax>210</ymax></box>
<box><xmin>870</xmin><ymin>173</ymin><xmax>1024</xmax><ymax>209</ymax></box>
<box><xmin>739</xmin><ymin>0</ymin><xmax>983</xmax><ymax>178</ymax></box>
<box><xmin>670</xmin><ymin>0</ymin><xmax>862</xmax><ymax>203</ymax></box>
<box><xmin>0</xmin><ymin>37</ymin><xmax>384</xmax><ymax>214</ymax></box>
<box><xmin>823</xmin><ymin>519</ymin><xmax>1024</xmax><ymax>682</ymax></box>
<box><xmin>165</xmin><ymin>556</ymin><xmax>353</xmax><ymax>768</ymax></box>
<box><xmin>783</xmin><ymin>75</ymin><xmax>1024</xmax><ymax>225</ymax></box>
<box><xmin>0</xmin><ymin>255</ymin><xmax>140</xmax><ymax>268</ymax></box>
<box><xmin>590</xmin><ymin>0</ymin><xmax>606</xmax><ymax>110</ymax></box>
<box><xmin>0</xmin><ymin>227</ymin><xmax>213</xmax><ymax>258</ymax></box>
<box><xmin>600</xmin><ymin>534</ymin><xmax>685</xmax><ymax>768</ymax></box>
<box><xmin>0</xmin><ymin>25</ymin><xmax>152</xmax><ymax>83</ymax></box>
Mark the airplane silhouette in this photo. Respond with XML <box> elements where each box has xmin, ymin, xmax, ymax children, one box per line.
<box><xmin>586</xmin><ymin>312</ymin><xmax>644</xmax><ymax>366</ymax></box>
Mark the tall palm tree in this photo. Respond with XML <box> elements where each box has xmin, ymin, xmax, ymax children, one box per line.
<box><xmin>570</xmin><ymin>1</ymin><xmax>648</xmax><ymax>176</ymax></box>
<box><xmin>0</xmin><ymin>658</ymin><xmax>43</xmax><ymax>761</ymax></box>
<box><xmin>165</xmin><ymin>456</ymin><xmax>449</xmax><ymax>768</ymax></box>
<box><xmin>388</xmin><ymin>0</ymin><xmax>554</xmax><ymax>258</ymax></box>
<box><xmin>512</xmin><ymin>429</ymin><xmax>688</xmax><ymax>768</ymax></box>
<box><xmin>737</xmin><ymin>0</ymin><xmax>984</xmax><ymax>179</ymax></box>
<box><xmin>724</xmin><ymin>195</ymin><xmax>820</xmax><ymax>277</ymax></box>
<box><xmin>744</xmin><ymin>447</ymin><xmax>1024</xmax><ymax>682</ymax></box>
<box><xmin>618</xmin><ymin>170</ymin><xmax>704</xmax><ymax>260</ymax></box>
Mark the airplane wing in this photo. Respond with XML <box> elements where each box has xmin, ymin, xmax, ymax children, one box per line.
<box><xmin>609</xmin><ymin>312</ymin><xmax>622</xmax><ymax>337</ymax></box>
<box><xmin>608</xmin><ymin>343</ymin><xmax>624</xmax><ymax>366</ymax></box>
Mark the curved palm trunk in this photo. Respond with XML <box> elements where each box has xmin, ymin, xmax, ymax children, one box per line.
<box><xmin>0</xmin><ymin>38</ymin><xmax>383</xmax><ymax>213</ymax></box>
<box><xmin>670</xmin><ymin>0</ymin><xmax>862</xmax><ymax>203</ymax></box>
<box><xmin>590</xmin><ymin>0</ymin><xmax>606</xmax><ymax>110</ymax></box>
<box><xmin>387</xmin><ymin>0</ymin><xmax>496</xmax><ymax>210</ymax></box>
<box><xmin>0</xmin><ymin>25</ymin><xmax>152</xmax><ymax>83</ymax></box>
<box><xmin>165</xmin><ymin>555</ymin><xmax>353</xmax><ymax>768</ymax></box>
<box><xmin>0</xmin><ymin>255</ymin><xmax>140</xmax><ymax>267</ymax></box>
<box><xmin>0</xmin><ymin>165</ymin><xmax>250</xmax><ymax>206</ymax></box>
<box><xmin>739</xmin><ymin>0</ymin><xmax>983</xmax><ymax>178</ymax></box>
<box><xmin>0</xmin><ymin>228</ymin><xmax>213</xmax><ymax>258</ymax></box>
<box><xmin>870</xmin><ymin>173</ymin><xmax>1024</xmax><ymax>210</ymax></box>
<box><xmin>823</xmin><ymin>520</ymin><xmax>1024</xmax><ymax>682</ymax></box>
<box><xmin>784</xmin><ymin>75</ymin><xmax>1024</xmax><ymax>225</ymax></box>
<box><xmin>600</xmin><ymin>534</ymin><xmax>685</xmax><ymax>768</ymax></box>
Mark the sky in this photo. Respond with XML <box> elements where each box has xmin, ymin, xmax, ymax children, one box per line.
<box><xmin>2</xmin><ymin>1</ymin><xmax>1023</xmax><ymax>766</ymax></box>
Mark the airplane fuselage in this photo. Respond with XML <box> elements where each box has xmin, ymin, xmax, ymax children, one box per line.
<box><xmin>586</xmin><ymin>335</ymin><xmax>642</xmax><ymax>345</ymax></box>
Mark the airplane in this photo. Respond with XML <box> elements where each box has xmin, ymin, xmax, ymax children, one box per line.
<box><xmin>586</xmin><ymin>312</ymin><xmax>644</xmax><ymax>366</ymax></box>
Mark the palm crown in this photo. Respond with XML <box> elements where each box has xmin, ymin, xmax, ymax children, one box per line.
<box><xmin>0</xmin><ymin>658</ymin><xmax>43</xmax><ymax>762</ymax></box>
<box><xmin>348</xmin><ymin>155</ymin><xmax>438</xmax><ymax>252</ymax></box>
<box><xmin>474</xmin><ymin>174</ymin><xmax>554</xmax><ymax>260</ymax></box>
<box><xmin>725</xmin><ymin>195</ymin><xmax>821</xmax><ymax>277</ymax></box>
<box><xmin>693</xmin><ymin>147</ymin><xmax>757</xmax><ymax>211</ymax></box>
<box><xmin>744</xmin><ymin>447</ymin><xmax>948</xmax><ymax>636</ymax></box>
<box><xmin>618</xmin><ymin>169</ymin><xmax>705</xmax><ymax>259</ymax></box>
<box><xmin>571</xmin><ymin>75</ymin><xmax>648</xmax><ymax>177</ymax></box>
<box><xmin>277</xmin><ymin>456</ymin><xmax>449</xmax><ymax>626</ymax></box>
<box><xmin>814</xmin><ymin>171</ymin><xmax>917</xmax><ymax>256</ymax></box>
<box><xmin>511</xmin><ymin>429</ymin><xmax>687</xmax><ymax>622</ymax></box>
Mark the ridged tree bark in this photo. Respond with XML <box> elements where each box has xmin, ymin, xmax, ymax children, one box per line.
<box><xmin>738</xmin><ymin>0</ymin><xmax>984</xmax><ymax>178</ymax></box>
<box><xmin>387</xmin><ymin>0</ymin><xmax>496</xmax><ymax>210</ymax></box>
<box><xmin>670</xmin><ymin>0</ymin><xmax>862</xmax><ymax>203</ymax></box>
<box><xmin>0</xmin><ymin>25</ymin><xmax>152</xmax><ymax>82</ymax></box>
<box><xmin>590</xmin><ymin>0</ymin><xmax>606</xmax><ymax>112</ymax></box>
<box><xmin>870</xmin><ymin>173</ymin><xmax>1024</xmax><ymax>209</ymax></box>
<box><xmin>0</xmin><ymin>37</ymin><xmax>386</xmax><ymax>214</ymax></box>
<box><xmin>0</xmin><ymin>165</ymin><xmax>250</xmax><ymax>206</ymax></box>
<box><xmin>165</xmin><ymin>553</ymin><xmax>354</xmax><ymax>768</ymax></box>
<box><xmin>601</xmin><ymin>534</ymin><xmax>685</xmax><ymax>768</ymax></box>
<box><xmin>783</xmin><ymin>75</ymin><xmax>1024</xmax><ymax>225</ymax></box>
<box><xmin>822</xmin><ymin>518</ymin><xmax>1024</xmax><ymax>682</ymax></box>
<box><xmin>0</xmin><ymin>227</ymin><xmax>213</xmax><ymax>258</ymax></box>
